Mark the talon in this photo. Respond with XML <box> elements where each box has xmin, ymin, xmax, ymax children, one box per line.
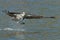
<box><xmin>21</xmin><ymin>22</ymin><xmax>25</xmax><ymax>24</ymax></box>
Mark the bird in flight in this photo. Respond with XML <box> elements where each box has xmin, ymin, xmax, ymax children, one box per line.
<box><xmin>2</xmin><ymin>10</ymin><xmax>55</xmax><ymax>24</ymax></box>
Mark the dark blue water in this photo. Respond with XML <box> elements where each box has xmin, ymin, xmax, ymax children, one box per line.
<box><xmin>0</xmin><ymin>0</ymin><xmax>60</xmax><ymax>40</ymax></box>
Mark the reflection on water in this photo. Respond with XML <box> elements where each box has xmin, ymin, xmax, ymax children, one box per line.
<box><xmin>0</xmin><ymin>0</ymin><xmax>60</xmax><ymax>40</ymax></box>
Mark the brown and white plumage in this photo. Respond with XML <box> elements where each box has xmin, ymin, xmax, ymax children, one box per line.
<box><xmin>3</xmin><ymin>10</ymin><xmax>55</xmax><ymax>24</ymax></box>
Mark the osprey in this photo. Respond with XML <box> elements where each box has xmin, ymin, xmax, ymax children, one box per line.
<box><xmin>2</xmin><ymin>10</ymin><xmax>55</xmax><ymax>24</ymax></box>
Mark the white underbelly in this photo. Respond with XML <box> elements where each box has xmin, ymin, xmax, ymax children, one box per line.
<box><xmin>13</xmin><ymin>12</ymin><xmax>25</xmax><ymax>22</ymax></box>
<box><xmin>16</xmin><ymin>15</ymin><xmax>23</xmax><ymax>19</ymax></box>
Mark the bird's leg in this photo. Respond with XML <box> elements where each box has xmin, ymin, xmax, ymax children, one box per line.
<box><xmin>17</xmin><ymin>18</ymin><xmax>25</xmax><ymax>24</ymax></box>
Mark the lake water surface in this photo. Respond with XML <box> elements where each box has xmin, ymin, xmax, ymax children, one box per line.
<box><xmin>0</xmin><ymin>0</ymin><xmax>60</xmax><ymax>40</ymax></box>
